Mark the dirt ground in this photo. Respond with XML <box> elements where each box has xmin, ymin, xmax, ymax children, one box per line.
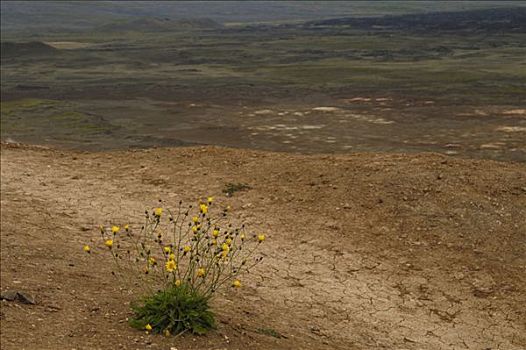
<box><xmin>1</xmin><ymin>142</ymin><xmax>525</xmax><ymax>350</ymax></box>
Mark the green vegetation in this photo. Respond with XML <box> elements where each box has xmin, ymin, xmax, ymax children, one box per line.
<box><xmin>223</xmin><ymin>183</ymin><xmax>252</xmax><ymax>197</ymax></box>
<box><xmin>1</xmin><ymin>98</ymin><xmax>60</xmax><ymax>114</ymax></box>
<box><xmin>0</xmin><ymin>98</ymin><xmax>114</xmax><ymax>145</ymax></box>
<box><xmin>2</xmin><ymin>27</ymin><xmax>524</xmax><ymax>105</ymax></box>
<box><xmin>129</xmin><ymin>283</ymin><xmax>216</xmax><ymax>336</ymax></box>
<box><xmin>257</xmin><ymin>327</ymin><xmax>285</xmax><ymax>338</ymax></box>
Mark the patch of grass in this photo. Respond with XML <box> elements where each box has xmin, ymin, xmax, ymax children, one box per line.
<box><xmin>257</xmin><ymin>327</ymin><xmax>285</xmax><ymax>338</ymax></box>
<box><xmin>129</xmin><ymin>283</ymin><xmax>215</xmax><ymax>336</ymax></box>
<box><xmin>49</xmin><ymin>111</ymin><xmax>90</xmax><ymax>124</ymax></box>
<box><xmin>222</xmin><ymin>182</ymin><xmax>251</xmax><ymax>196</ymax></box>
<box><xmin>1</xmin><ymin>100</ymin><xmax>114</xmax><ymax>141</ymax></box>
<box><xmin>0</xmin><ymin>98</ymin><xmax>60</xmax><ymax>115</ymax></box>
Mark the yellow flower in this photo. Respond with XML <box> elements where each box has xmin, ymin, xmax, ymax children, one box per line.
<box><xmin>196</xmin><ymin>267</ymin><xmax>206</xmax><ymax>277</ymax></box>
<box><xmin>211</xmin><ymin>239</ymin><xmax>217</xmax><ymax>246</ymax></box>
<box><xmin>104</xmin><ymin>239</ymin><xmax>113</xmax><ymax>248</ymax></box>
<box><xmin>225</xmin><ymin>238</ymin><xmax>232</xmax><ymax>245</ymax></box>
<box><xmin>163</xmin><ymin>246</ymin><xmax>171</xmax><ymax>254</ymax></box>
<box><xmin>148</xmin><ymin>257</ymin><xmax>156</xmax><ymax>265</ymax></box>
<box><xmin>124</xmin><ymin>224</ymin><xmax>129</xmax><ymax>231</ymax></box>
<box><xmin>111</xmin><ymin>226</ymin><xmax>120</xmax><ymax>234</ymax></box>
<box><xmin>221</xmin><ymin>243</ymin><xmax>230</xmax><ymax>252</ymax></box>
<box><xmin>192</xmin><ymin>216</ymin><xmax>199</xmax><ymax>223</ymax></box>
<box><xmin>145</xmin><ymin>324</ymin><xmax>152</xmax><ymax>331</ymax></box>
<box><xmin>207</xmin><ymin>196</ymin><xmax>214</xmax><ymax>204</ymax></box>
<box><xmin>169</xmin><ymin>253</ymin><xmax>175</xmax><ymax>260</ymax></box>
<box><xmin>232</xmin><ymin>279</ymin><xmax>242</xmax><ymax>288</ymax></box>
<box><xmin>183</xmin><ymin>245</ymin><xmax>191</xmax><ymax>253</ymax></box>
<box><xmin>213</xmin><ymin>229</ymin><xmax>219</xmax><ymax>237</ymax></box>
<box><xmin>99</xmin><ymin>225</ymin><xmax>105</xmax><ymax>233</ymax></box>
<box><xmin>163</xmin><ymin>329</ymin><xmax>171</xmax><ymax>337</ymax></box>
<box><xmin>83</xmin><ymin>245</ymin><xmax>91</xmax><ymax>253</ymax></box>
<box><xmin>258</xmin><ymin>234</ymin><xmax>266</xmax><ymax>243</ymax></box>
<box><xmin>175</xmin><ymin>279</ymin><xmax>181</xmax><ymax>287</ymax></box>
<box><xmin>192</xmin><ymin>225</ymin><xmax>198</xmax><ymax>233</ymax></box>
<box><xmin>154</xmin><ymin>207</ymin><xmax>163</xmax><ymax>217</ymax></box>
<box><xmin>199</xmin><ymin>204</ymin><xmax>208</xmax><ymax>214</ymax></box>
<box><xmin>165</xmin><ymin>260</ymin><xmax>177</xmax><ymax>272</ymax></box>
<box><xmin>240</xmin><ymin>233</ymin><xmax>246</xmax><ymax>241</ymax></box>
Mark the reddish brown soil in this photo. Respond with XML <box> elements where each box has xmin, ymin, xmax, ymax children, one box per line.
<box><xmin>1</xmin><ymin>142</ymin><xmax>525</xmax><ymax>350</ymax></box>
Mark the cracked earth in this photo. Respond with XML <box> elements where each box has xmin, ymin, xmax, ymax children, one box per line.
<box><xmin>1</xmin><ymin>143</ymin><xmax>525</xmax><ymax>349</ymax></box>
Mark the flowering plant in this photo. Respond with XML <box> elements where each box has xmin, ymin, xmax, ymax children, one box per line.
<box><xmin>84</xmin><ymin>197</ymin><xmax>265</xmax><ymax>335</ymax></box>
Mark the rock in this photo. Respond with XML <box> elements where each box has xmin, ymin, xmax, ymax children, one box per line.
<box><xmin>310</xmin><ymin>325</ymin><xmax>320</xmax><ymax>333</ymax></box>
<box><xmin>473</xmin><ymin>286</ymin><xmax>493</xmax><ymax>298</ymax></box>
<box><xmin>1</xmin><ymin>290</ymin><xmax>18</xmax><ymax>301</ymax></box>
<box><xmin>0</xmin><ymin>290</ymin><xmax>36</xmax><ymax>304</ymax></box>
<box><xmin>16</xmin><ymin>291</ymin><xmax>36</xmax><ymax>304</ymax></box>
<box><xmin>325</xmin><ymin>221</ymin><xmax>341</xmax><ymax>231</ymax></box>
<box><xmin>309</xmin><ymin>325</ymin><xmax>326</xmax><ymax>337</ymax></box>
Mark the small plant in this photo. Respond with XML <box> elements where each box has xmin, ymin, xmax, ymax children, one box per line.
<box><xmin>257</xmin><ymin>327</ymin><xmax>285</xmax><ymax>339</ymax></box>
<box><xmin>222</xmin><ymin>182</ymin><xmax>251</xmax><ymax>197</ymax></box>
<box><xmin>84</xmin><ymin>197</ymin><xmax>265</xmax><ymax>336</ymax></box>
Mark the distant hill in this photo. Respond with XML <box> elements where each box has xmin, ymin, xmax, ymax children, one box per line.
<box><xmin>2</xmin><ymin>1</ymin><xmax>525</xmax><ymax>37</ymax></box>
<box><xmin>96</xmin><ymin>17</ymin><xmax>222</xmax><ymax>33</ymax></box>
<box><xmin>1</xmin><ymin>41</ymin><xmax>58</xmax><ymax>58</ymax></box>
<box><xmin>305</xmin><ymin>7</ymin><xmax>526</xmax><ymax>33</ymax></box>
